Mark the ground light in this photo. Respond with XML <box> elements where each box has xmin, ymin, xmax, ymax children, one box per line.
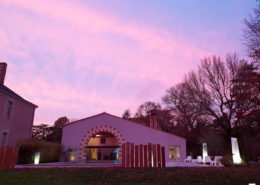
<box><xmin>231</xmin><ymin>137</ymin><xmax>241</xmax><ymax>164</ymax></box>
<box><xmin>202</xmin><ymin>143</ymin><xmax>208</xmax><ymax>162</ymax></box>
<box><xmin>34</xmin><ymin>152</ymin><xmax>40</xmax><ymax>164</ymax></box>
<box><xmin>69</xmin><ymin>150</ymin><xmax>76</xmax><ymax>162</ymax></box>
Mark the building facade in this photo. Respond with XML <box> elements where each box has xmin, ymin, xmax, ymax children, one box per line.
<box><xmin>0</xmin><ymin>62</ymin><xmax>37</xmax><ymax>147</ymax></box>
<box><xmin>61</xmin><ymin>112</ymin><xmax>186</xmax><ymax>163</ymax></box>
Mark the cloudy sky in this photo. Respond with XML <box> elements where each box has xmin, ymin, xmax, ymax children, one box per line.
<box><xmin>0</xmin><ymin>0</ymin><xmax>257</xmax><ymax>125</ymax></box>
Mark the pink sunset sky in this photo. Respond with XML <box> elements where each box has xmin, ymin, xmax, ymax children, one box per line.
<box><xmin>0</xmin><ymin>0</ymin><xmax>257</xmax><ymax>125</ymax></box>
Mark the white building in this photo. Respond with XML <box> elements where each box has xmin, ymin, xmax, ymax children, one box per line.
<box><xmin>61</xmin><ymin>112</ymin><xmax>186</xmax><ymax>163</ymax></box>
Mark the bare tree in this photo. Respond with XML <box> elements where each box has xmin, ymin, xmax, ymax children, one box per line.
<box><xmin>183</xmin><ymin>54</ymin><xmax>259</xmax><ymax>138</ymax></box>
<box><xmin>135</xmin><ymin>101</ymin><xmax>161</xmax><ymax>118</ymax></box>
<box><xmin>134</xmin><ymin>106</ymin><xmax>174</xmax><ymax>132</ymax></box>
<box><xmin>186</xmin><ymin>55</ymin><xmax>242</xmax><ymax>137</ymax></box>
<box><xmin>163</xmin><ymin>77</ymin><xmax>212</xmax><ymax>156</ymax></box>
<box><xmin>162</xmin><ymin>82</ymin><xmax>209</xmax><ymax>130</ymax></box>
<box><xmin>163</xmin><ymin>54</ymin><xmax>249</xmax><ymax>139</ymax></box>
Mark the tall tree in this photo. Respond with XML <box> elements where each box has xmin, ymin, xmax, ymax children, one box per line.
<box><xmin>122</xmin><ymin>109</ymin><xmax>131</xmax><ymax>119</ymax></box>
<box><xmin>46</xmin><ymin>116</ymin><xmax>70</xmax><ymax>143</ymax></box>
<box><xmin>163</xmin><ymin>54</ymin><xmax>253</xmax><ymax>140</ymax></box>
<box><xmin>54</xmin><ymin>116</ymin><xmax>69</xmax><ymax>128</ymax></box>
<box><xmin>186</xmin><ymin>55</ymin><xmax>243</xmax><ymax>139</ymax></box>
<box><xmin>244</xmin><ymin>2</ymin><xmax>260</xmax><ymax>62</ymax></box>
<box><xmin>231</xmin><ymin>61</ymin><xmax>260</xmax><ymax>127</ymax></box>
<box><xmin>127</xmin><ymin>101</ymin><xmax>162</xmax><ymax>127</ymax></box>
<box><xmin>162</xmin><ymin>82</ymin><xmax>209</xmax><ymax>130</ymax></box>
<box><xmin>134</xmin><ymin>101</ymin><xmax>161</xmax><ymax>126</ymax></box>
<box><xmin>166</xmin><ymin>54</ymin><xmax>259</xmax><ymax>143</ymax></box>
<box><xmin>135</xmin><ymin>101</ymin><xmax>161</xmax><ymax>118</ymax></box>
<box><xmin>230</xmin><ymin>61</ymin><xmax>260</xmax><ymax>158</ymax></box>
<box><xmin>162</xmin><ymin>82</ymin><xmax>211</xmax><ymax>156</ymax></box>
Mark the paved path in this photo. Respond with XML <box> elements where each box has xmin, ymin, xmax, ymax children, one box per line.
<box><xmin>166</xmin><ymin>162</ymin><xmax>206</xmax><ymax>167</ymax></box>
<box><xmin>15</xmin><ymin>161</ymin><xmax>219</xmax><ymax>168</ymax></box>
<box><xmin>15</xmin><ymin>162</ymin><xmax>121</xmax><ymax>168</ymax></box>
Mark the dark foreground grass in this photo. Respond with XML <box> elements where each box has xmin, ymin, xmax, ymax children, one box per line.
<box><xmin>0</xmin><ymin>167</ymin><xmax>259</xmax><ymax>185</ymax></box>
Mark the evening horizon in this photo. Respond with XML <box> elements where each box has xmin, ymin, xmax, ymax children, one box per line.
<box><xmin>0</xmin><ymin>0</ymin><xmax>257</xmax><ymax>125</ymax></box>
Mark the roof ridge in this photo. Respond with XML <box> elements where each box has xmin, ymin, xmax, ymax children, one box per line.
<box><xmin>64</xmin><ymin>112</ymin><xmax>186</xmax><ymax>139</ymax></box>
<box><xmin>0</xmin><ymin>84</ymin><xmax>38</xmax><ymax>108</ymax></box>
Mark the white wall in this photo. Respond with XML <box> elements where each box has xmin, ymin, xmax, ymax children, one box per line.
<box><xmin>62</xmin><ymin>113</ymin><xmax>186</xmax><ymax>162</ymax></box>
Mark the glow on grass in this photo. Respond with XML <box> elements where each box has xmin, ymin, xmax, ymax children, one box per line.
<box><xmin>34</xmin><ymin>152</ymin><xmax>40</xmax><ymax>164</ymax></box>
<box><xmin>231</xmin><ymin>137</ymin><xmax>241</xmax><ymax>164</ymax></box>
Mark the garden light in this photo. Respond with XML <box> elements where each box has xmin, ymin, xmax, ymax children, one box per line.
<box><xmin>231</xmin><ymin>137</ymin><xmax>241</xmax><ymax>164</ymax></box>
<box><xmin>34</xmin><ymin>152</ymin><xmax>40</xmax><ymax>165</ymax></box>
<box><xmin>69</xmin><ymin>151</ymin><xmax>76</xmax><ymax>162</ymax></box>
<box><xmin>202</xmin><ymin>143</ymin><xmax>208</xmax><ymax>162</ymax></box>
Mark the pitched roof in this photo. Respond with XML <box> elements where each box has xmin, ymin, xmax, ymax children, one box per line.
<box><xmin>64</xmin><ymin>112</ymin><xmax>185</xmax><ymax>139</ymax></box>
<box><xmin>0</xmin><ymin>84</ymin><xmax>38</xmax><ymax>108</ymax></box>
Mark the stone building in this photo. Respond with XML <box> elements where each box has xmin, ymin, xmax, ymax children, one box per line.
<box><xmin>0</xmin><ymin>62</ymin><xmax>37</xmax><ymax>147</ymax></box>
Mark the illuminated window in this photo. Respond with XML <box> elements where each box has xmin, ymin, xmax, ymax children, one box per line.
<box><xmin>86</xmin><ymin>148</ymin><xmax>97</xmax><ymax>160</ymax></box>
<box><xmin>6</xmin><ymin>101</ymin><xmax>13</xmax><ymax>119</ymax></box>
<box><xmin>169</xmin><ymin>145</ymin><xmax>180</xmax><ymax>161</ymax></box>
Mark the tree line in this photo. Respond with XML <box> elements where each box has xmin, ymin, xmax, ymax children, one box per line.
<box><xmin>32</xmin><ymin>116</ymin><xmax>69</xmax><ymax>143</ymax></box>
<box><xmin>122</xmin><ymin>3</ymin><xmax>260</xmax><ymax>160</ymax></box>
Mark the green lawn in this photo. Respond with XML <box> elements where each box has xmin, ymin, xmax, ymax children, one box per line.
<box><xmin>0</xmin><ymin>167</ymin><xmax>259</xmax><ymax>185</ymax></box>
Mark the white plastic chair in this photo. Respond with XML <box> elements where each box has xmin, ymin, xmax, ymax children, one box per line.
<box><xmin>204</xmin><ymin>156</ymin><xmax>213</xmax><ymax>165</ymax></box>
<box><xmin>211</xmin><ymin>156</ymin><xmax>223</xmax><ymax>166</ymax></box>
<box><xmin>195</xmin><ymin>156</ymin><xmax>203</xmax><ymax>163</ymax></box>
<box><xmin>185</xmin><ymin>156</ymin><xmax>192</xmax><ymax>163</ymax></box>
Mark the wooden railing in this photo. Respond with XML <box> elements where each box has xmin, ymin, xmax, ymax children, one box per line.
<box><xmin>121</xmin><ymin>142</ymin><xmax>166</xmax><ymax>168</ymax></box>
<box><xmin>0</xmin><ymin>147</ymin><xmax>19</xmax><ymax>169</ymax></box>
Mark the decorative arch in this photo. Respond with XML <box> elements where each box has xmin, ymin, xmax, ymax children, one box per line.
<box><xmin>78</xmin><ymin>125</ymin><xmax>125</xmax><ymax>161</ymax></box>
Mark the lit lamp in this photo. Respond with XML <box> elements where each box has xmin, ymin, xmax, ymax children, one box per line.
<box><xmin>34</xmin><ymin>152</ymin><xmax>40</xmax><ymax>165</ymax></box>
<box><xmin>202</xmin><ymin>143</ymin><xmax>208</xmax><ymax>162</ymax></box>
<box><xmin>69</xmin><ymin>152</ymin><xmax>76</xmax><ymax>162</ymax></box>
<box><xmin>231</xmin><ymin>137</ymin><xmax>241</xmax><ymax>164</ymax></box>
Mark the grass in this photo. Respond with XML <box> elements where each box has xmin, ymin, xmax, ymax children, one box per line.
<box><xmin>0</xmin><ymin>167</ymin><xmax>259</xmax><ymax>185</ymax></box>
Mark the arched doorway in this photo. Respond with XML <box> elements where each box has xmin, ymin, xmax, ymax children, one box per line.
<box><xmin>86</xmin><ymin>132</ymin><xmax>120</xmax><ymax>161</ymax></box>
<box><xmin>78</xmin><ymin>125</ymin><xmax>124</xmax><ymax>161</ymax></box>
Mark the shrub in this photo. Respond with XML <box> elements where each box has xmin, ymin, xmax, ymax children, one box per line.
<box><xmin>233</xmin><ymin>157</ymin><xmax>248</xmax><ymax>167</ymax></box>
<box><xmin>220</xmin><ymin>154</ymin><xmax>233</xmax><ymax>167</ymax></box>
<box><xmin>220</xmin><ymin>155</ymin><xmax>249</xmax><ymax>167</ymax></box>
<box><xmin>18</xmin><ymin>139</ymin><xmax>62</xmax><ymax>164</ymax></box>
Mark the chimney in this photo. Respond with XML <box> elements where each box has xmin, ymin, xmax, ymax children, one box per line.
<box><xmin>149</xmin><ymin>111</ymin><xmax>158</xmax><ymax>129</ymax></box>
<box><xmin>0</xmin><ymin>62</ymin><xmax>7</xmax><ymax>85</ymax></box>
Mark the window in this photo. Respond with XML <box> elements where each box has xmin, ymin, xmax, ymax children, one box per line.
<box><xmin>100</xmin><ymin>136</ymin><xmax>106</xmax><ymax>144</ymax></box>
<box><xmin>1</xmin><ymin>132</ymin><xmax>8</xmax><ymax>147</ymax></box>
<box><xmin>6</xmin><ymin>101</ymin><xmax>13</xmax><ymax>119</ymax></box>
<box><xmin>169</xmin><ymin>145</ymin><xmax>180</xmax><ymax>161</ymax></box>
